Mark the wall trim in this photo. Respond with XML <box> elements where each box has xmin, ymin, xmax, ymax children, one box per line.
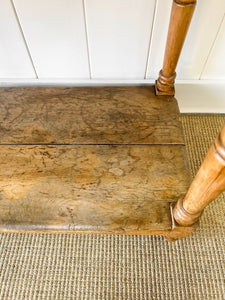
<box><xmin>175</xmin><ymin>81</ymin><xmax>225</xmax><ymax>113</ymax></box>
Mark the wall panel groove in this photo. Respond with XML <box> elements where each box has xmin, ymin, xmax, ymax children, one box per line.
<box><xmin>144</xmin><ymin>0</ymin><xmax>157</xmax><ymax>79</ymax></box>
<box><xmin>82</xmin><ymin>0</ymin><xmax>92</xmax><ymax>79</ymax></box>
<box><xmin>146</xmin><ymin>0</ymin><xmax>172</xmax><ymax>79</ymax></box>
<box><xmin>147</xmin><ymin>0</ymin><xmax>225</xmax><ymax>80</ymax></box>
<box><xmin>0</xmin><ymin>0</ymin><xmax>35</xmax><ymax>78</ymax></box>
<box><xmin>84</xmin><ymin>0</ymin><xmax>155</xmax><ymax>79</ymax></box>
<box><xmin>201</xmin><ymin>13</ymin><xmax>225</xmax><ymax>80</ymax></box>
<box><xmin>176</xmin><ymin>0</ymin><xmax>225</xmax><ymax>79</ymax></box>
<box><xmin>11</xmin><ymin>0</ymin><xmax>38</xmax><ymax>78</ymax></box>
<box><xmin>0</xmin><ymin>0</ymin><xmax>225</xmax><ymax>81</ymax></box>
<box><xmin>13</xmin><ymin>0</ymin><xmax>90</xmax><ymax>78</ymax></box>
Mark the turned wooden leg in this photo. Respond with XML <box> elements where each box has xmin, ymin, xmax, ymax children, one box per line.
<box><xmin>155</xmin><ymin>0</ymin><xmax>196</xmax><ymax>96</ymax></box>
<box><xmin>173</xmin><ymin>123</ymin><xmax>225</xmax><ymax>226</ymax></box>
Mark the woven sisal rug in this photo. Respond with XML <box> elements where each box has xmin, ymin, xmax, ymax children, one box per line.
<box><xmin>0</xmin><ymin>114</ymin><xmax>225</xmax><ymax>299</ymax></box>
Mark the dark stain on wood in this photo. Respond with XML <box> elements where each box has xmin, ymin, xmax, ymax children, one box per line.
<box><xmin>0</xmin><ymin>85</ymin><xmax>192</xmax><ymax>238</ymax></box>
<box><xmin>0</xmin><ymin>86</ymin><xmax>184</xmax><ymax>145</ymax></box>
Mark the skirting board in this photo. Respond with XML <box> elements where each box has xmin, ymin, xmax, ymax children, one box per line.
<box><xmin>175</xmin><ymin>82</ymin><xmax>225</xmax><ymax>113</ymax></box>
<box><xmin>0</xmin><ymin>79</ymin><xmax>224</xmax><ymax>113</ymax></box>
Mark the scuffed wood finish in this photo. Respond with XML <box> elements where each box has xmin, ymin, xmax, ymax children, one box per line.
<box><xmin>164</xmin><ymin>203</ymin><xmax>198</xmax><ymax>241</ymax></box>
<box><xmin>173</xmin><ymin>122</ymin><xmax>225</xmax><ymax>226</ymax></box>
<box><xmin>0</xmin><ymin>144</ymin><xmax>190</xmax><ymax>234</ymax></box>
<box><xmin>155</xmin><ymin>0</ymin><xmax>196</xmax><ymax>96</ymax></box>
<box><xmin>0</xmin><ymin>85</ymin><xmax>193</xmax><ymax>239</ymax></box>
<box><xmin>0</xmin><ymin>86</ymin><xmax>184</xmax><ymax>145</ymax></box>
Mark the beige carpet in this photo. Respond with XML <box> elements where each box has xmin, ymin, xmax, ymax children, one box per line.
<box><xmin>0</xmin><ymin>114</ymin><xmax>225</xmax><ymax>300</ymax></box>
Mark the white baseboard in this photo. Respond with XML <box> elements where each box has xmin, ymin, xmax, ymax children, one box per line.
<box><xmin>0</xmin><ymin>79</ymin><xmax>225</xmax><ymax>113</ymax></box>
<box><xmin>0</xmin><ymin>78</ymin><xmax>155</xmax><ymax>86</ymax></box>
<box><xmin>175</xmin><ymin>81</ymin><xmax>225</xmax><ymax>113</ymax></box>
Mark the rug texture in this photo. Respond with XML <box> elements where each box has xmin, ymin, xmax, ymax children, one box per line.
<box><xmin>0</xmin><ymin>114</ymin><xmax>225</xmax><ymax>300</ymax></box>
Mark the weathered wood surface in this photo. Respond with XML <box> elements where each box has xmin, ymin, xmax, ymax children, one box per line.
<box><xmin>0</xmin><ymin>145</ymin><xmax>190</xmax><ymax>234</ymax></box>
<box><xmin>0</xmin><ymin>85</ymin><xmax>194</xmax><ymax>238</ymax></box>
<box><xmin>0</xmin><ymin>86</ymin><xmax>184</xmax><ymax>145</ymax></box>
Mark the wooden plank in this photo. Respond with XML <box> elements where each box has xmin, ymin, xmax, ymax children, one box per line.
<box><xmin>13</xmin><ymin>0</ymin><xmax>90</xmax><ymax>78</ymax></box>
<box><xmin>84</xmin><ymin>0</ymin><xmax>155</xmax><ymax>79</ymax></box>
<box><xmin>0</xmin><ymin>200</ymin><xmax>172</xmax><ymax>234</ymax></box>
<box><xmin>0</xmin><ymin>144</ymin><xmax>190</xmax><ymax>234</ymax></box>
<box><xmin>0</xmin><ymin>85</ymin><xmax>184</xmax><ymax>145</ymax></box>
<box><xmin>0</xmin><ymin>0</ymin><xmax>35</xmax><ymax>78</ymax></box>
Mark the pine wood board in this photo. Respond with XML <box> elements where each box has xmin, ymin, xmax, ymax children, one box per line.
<box><xmin>0</xmin><ymin>144</ymin><xmax>190</xmax><ymax>234</ymax></box>
<box><xmin>0</xmin><ymin>86</ymin><xmax>184</xmax><ymax>145</ymax></box>
<box><xmin>0</xmin><ymin>85</ymin><xmax>193</xmax><ymax>238</ymax></box>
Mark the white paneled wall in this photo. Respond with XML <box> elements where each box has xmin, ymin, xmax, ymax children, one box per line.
<box><xmin>0</xmin><ymin>0</ymin><xmax>225</xmax><ymax>82</ymax></box>
<box><xmin>146</xmin><ymin>0</ymin><xmax>172</xmax><ymax>79</ymax></box>
<box><xmin>0</xmin><ymin>0</ymin><xmax>35</xmax><ymax>77</ymax></box>
<box><xmin>85</xmin><ymin>0</ymin><xmax>155</xmax><ymax>79</ymax></box>
<box><xmin>177</xmin><ymin>0</ymin><xmax>225</xmax><ymax>79</ymax></box>
<box><xmin>13</xmin><ymin>0</ymin><xmax>90</xmax><ymax>78</ymax></box>
<box><xmin>202</xmin><ymin>14</ymin><xmax>225</xmax><ymax>80</ymax></box>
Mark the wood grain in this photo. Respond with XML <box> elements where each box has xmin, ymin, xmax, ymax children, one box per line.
<box><xmin>155</xmin><ymin>0</ymin><xmax>196</xmax><ymax>95</ymax></box>
<box><xmin>0</xmin><ymin>85</ymin><xmax>194</xmax><ymax>239</ymax></box>
<box><xmin>173</xmin><ymin>122</ymin><xmax>225</xmax><ymax>226</ymax></box>
<box><xmin>0</xmin><ymin>144</ymin><xmax>190</xmax><ymax>234</ymax></box>
<box><xmin>0</xmin><ymin>86</ymin><xmax>184</xmax><ymax>145</ymax></box>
